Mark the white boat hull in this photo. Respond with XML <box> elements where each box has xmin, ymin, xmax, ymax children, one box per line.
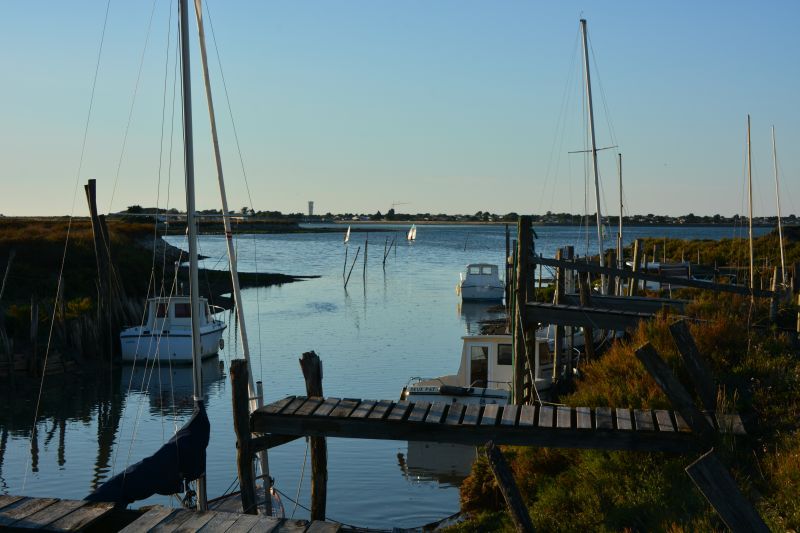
<box><xmin>404</xmin><ymin>384</ymin><xmax>510</xmax><ymax>405</ymax></box>
<box><xmin>120</xmin><ymin>324</ymin><xmax>226</xmax><ymax>362</ymax></box>
<box><xmin>459</xmin><ymin>284</ymin><xmax>504</xmax><ymax>301</ymax></box>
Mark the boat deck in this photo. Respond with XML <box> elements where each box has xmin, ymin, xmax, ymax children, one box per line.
<box><xmin>0</xmin><ymin>494</ymin><xmax>340</xmax><ymax>532</ymax></box>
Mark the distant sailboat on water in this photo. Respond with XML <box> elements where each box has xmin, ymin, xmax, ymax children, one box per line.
<box><xmin>407</xmin><ymin>224</ymin><xmax>417</xmax><ymax>241</ymax></box>
<box><xmin>344</xmin><ymin>225</ymin><xmax>351</xmax><ymax>244</ymax></box>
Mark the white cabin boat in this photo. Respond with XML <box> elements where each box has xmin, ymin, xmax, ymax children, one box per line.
<box><xmin>120</xmin><ymin>296</ymin><xmax>226</xmax><ymax>362</ymax></box>
<box><xmin>402</xmin><ymin>334</ymin><xmax>552</xmax><ymax>405</ymax></box>
<box><xmin>458</xmin><ymin>263</ymin><xmax>504</xmax><ymax>301</ymax></box>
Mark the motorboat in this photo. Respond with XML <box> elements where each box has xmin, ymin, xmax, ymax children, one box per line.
<box><xmin>458</xmin><ymin>263</ymin><xmax>504</xmax><ymax>301</ymax></box>
<box><xmin>120</xmin><ymin>296</ymin><xmax>226</xmax><ymax>362</ymax></box>
<box><xmin>401</xmin><ymin>334</ymin><xmax>553</xmax><ymax>405</ymax></box>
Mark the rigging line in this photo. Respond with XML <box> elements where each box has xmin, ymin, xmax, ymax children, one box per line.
<box><xmin>162</xmin><ymin>17</ymin><xmax>181</xmax><ymax>296</ymax></box>
<box><xmin>107</xmin><ymin>0</ymin><xmax>161</xmax><ymax>213</ymax></box>
<box><xmin>290</xmin><ymin>438</ymin><xmax>310</xmax><ymax>519</ymax></box>
<box><xmin>22</xmin><ymin>0</ymin><xmax>113</xmax><ymax>493</ymax></box>
<box><xmin>588</xmin><ymin>35</ymin><xmax>619</xmax><ymax>149</ymax></box>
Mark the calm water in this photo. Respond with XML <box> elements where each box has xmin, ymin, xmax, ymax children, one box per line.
<box><xmin>0</xmin><ymin>224</ymin><xmax>769</xmax><ymax>528</ymax></box>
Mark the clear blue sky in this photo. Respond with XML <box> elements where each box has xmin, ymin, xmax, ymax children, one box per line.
<box><xmin>1</xmin><ymin>0</ymin><xmax>798</xmax><ymax>217</ymax></box>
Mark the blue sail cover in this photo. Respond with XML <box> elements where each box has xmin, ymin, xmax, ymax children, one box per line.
<box><xmin>86</xmin><ymin>401</ymin><xmax>210</xmax><ymax>506</ymax></box>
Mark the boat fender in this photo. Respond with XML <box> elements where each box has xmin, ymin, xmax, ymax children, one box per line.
<box><xmin>439</xmin><ymin>385</ymin><xmax>473</xmax><ymax>396</ymax></box>
<box><xmin>218</xmin><ymin>338</ymin><xmax>224</xmax><ymax>350</ymax></box>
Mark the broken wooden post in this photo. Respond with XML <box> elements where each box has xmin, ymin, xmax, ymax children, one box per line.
<box><xmin>513</xmin><ymin>217</ymin><xmax>532</xmax><ymax>404</ymax></box>
<box><xmin>685</xmin><ymin>449</ymin><xmax>769</xmax><ymax>533</ymax></box>
<box><xmin>634</xmin><ymin>343</ymin><xmax>716</xmax><ymax>442</ymax></box>
<box><xmin>669</xmin><ymin>320</ymin><xmax>717</xmax><ymax>412</ymax></box>
<box><xmin>485</xmin><ymin>441</ymin><xmax>534</xmax><ymax>533</ymax></box>
<box><xmin>230</xmin><ymin>359</ymin><xmax>257</xmax><ymax>514</ymax></box>
<box><xmin>769</xmin><ymin>266</ymin><xmax>778</xmax><ymax>323</ymax></box>
<box><xmin>628</xmin><ymin>238</ymin><xmax>641</xmax><ymax>296</ymax></box>
<box><xmin>607</xmin><ymin>250</ymin><xmax>617</xmax><ymax>296</ymax></box>
<box><xmin>552</xmin><ymin>249</ymin><xmax>565</xmax><ymax>381</ymax></box>
<box><xmin>300</xmin><ymin>351</ymin><xmax>327</xmax><ymax>521</ymax></box>
<box><xmin>578</xmin><ymin>273</ymin><xmax>595</xmax><ymax>362</ymax></box>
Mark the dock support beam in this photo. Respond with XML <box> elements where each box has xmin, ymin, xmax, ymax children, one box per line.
<box><xmin>485</xmin><ymin>441</ymin><xmax>534</xmax><ymax>532</ymax></box>
<box><xmin>513</xmin><ymin>216</ymin><xmax>532</xmax><ymax>404</ymax></box>
<box><xmin>300</xmin><ymin>351</ymin><xmax>327</xmax><ymax>521</ymax></box>
<box><xmin>230</xmin><ymin>359</ymin><xmax>258</xmax><ymax>514</ymax></box>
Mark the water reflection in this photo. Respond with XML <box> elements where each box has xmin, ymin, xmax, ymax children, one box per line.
<box><xmin>458</xmin><ymin>301</ymin><xmax>506</xmax><ymax>334</ymax></box>
<box><xmin>399</xmin><ymin>442</ymin><xmax>476</xmax><ymax>486</ymax></box>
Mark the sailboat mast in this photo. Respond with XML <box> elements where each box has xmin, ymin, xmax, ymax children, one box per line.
<box><xmin>747</xmin><ymin>114</ymin><xmax>754</xmax><ymax>291</ymax></box>
<box><xmin>772</xmin><ymin>125</ymin><xmax>786</xmax><ymax>286</ymax></box>
<box><xmin>179</xmin><ymin>0</ymin><xmax>207</xmax><ymax>510</ymax></box>
<box><xmin>192</xmin><ymin>0</ymin><xmax>272</xmax><ymax>515</ymax></box>
<box><xmin>617</xmin><ymin>153</ymin><xmax>623</xmax><ymax>270</ymax></box>
<box><xmin>580</xmin><ymin>19</ymin><xmax>606</xmax><ymax>290</ymax></box>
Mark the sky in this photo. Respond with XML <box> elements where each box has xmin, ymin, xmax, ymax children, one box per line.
<box><xmin>0</xmin><ymin>0</ymin><xmax>798</xmax><ymax>218</ymax></box>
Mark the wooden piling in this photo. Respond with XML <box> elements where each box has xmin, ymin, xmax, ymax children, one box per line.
<box><xmin>485</xmin><ymin>441</ymin><xmax>534</xmax><ymax>532</ymax></box>
<box><xmin>552</xmin><ymin>249</ymin><xmax>565</xmax><ymax>382</ymax></box>
<box><xmin>769</xmin><ymin>266</ymin><xmax>778</xmax><ymax>322</ymax></box>
<box><xmin>299</xmin><ymin>351</ymin><xmax>327</xmax><ymax>521</ymax></box>
<box><xmin>628</xmin><ymin>239</ymin><xmax>641</xmax><ymax>296</ymax></box>
<box><xmin>29</xmin><ymin>297</ymin><xmax>39</xmax><ymax>376</ymax></box>
<box><xmin>513</xmin><ymin>217</ymin><xmax>532</xmax><ymax>404</ymax></box>
<box><xmin>230</xmin><ymin>359</ymin><xmax>257</xmax><ymax>514</ymax></box>
<box><xmin>343</xmin><ymin>246</ymin><xmax>360</xmax><ymax>289</ymax></box>
<box><xmin>578</xmin><ymin>273</ymin><xmax>595</xmax><ymax>362</ymax></box>
<box><xmin>363</xmin><ymin>233</ymin><xmax>368</xmax><ymax>280</ymax></box>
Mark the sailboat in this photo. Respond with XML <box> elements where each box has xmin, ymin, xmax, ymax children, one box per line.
<box><xmin>87</xmin><ymin>0</ymin><xmax>218</xmax><ymax>511</ymax></box>
<box><xmin>407</xmin><ymin>224</ymin><xmax>417</xmax><ymax>241</ymax></box>
<box><xmin>344</xmin><ymin>225</ymin><xmax>351</xmax><ymax>244</ymax></box>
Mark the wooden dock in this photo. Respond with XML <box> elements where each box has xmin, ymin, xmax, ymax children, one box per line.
<box><xmin>250</xmin><ymin>396</ymin><xmax>745</xmax><ymax>455</ymax></box>
<box><xmin>0</xmin><ymin>494</ymin><xmax>341</xmax><ymax>532</ymax></box>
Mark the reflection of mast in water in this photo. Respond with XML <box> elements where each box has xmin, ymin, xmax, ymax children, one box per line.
<box><xmin>92</xmin><ymin>375</ymin><xmax>125</xmax><ymax>491</ymax></box>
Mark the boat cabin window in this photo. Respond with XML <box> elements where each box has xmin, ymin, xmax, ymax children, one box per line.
<box><xmin>497</xmin><ymin>344</ymin><xmax>512</xmax><ymax>365</ymax></box>
<box><xmin>470</xmin><ymin>346</ymin><xmax>488</xmax><ymax>387</ymax></box>
<box><xmin>174</xmin><ymin>303</ymin><xmax>191</xmax><ymax>318</ymax></box>
<box><xmin>481</xmin><ymin>266</ymin><xmax>494</xmax><ymax>275</ymax></box>
<box><xmin>468</xmin><ymin>266</ymin><xmax>482</xmax><ymax>275</ymax></box>
<box><xmin>155</xmin><ymin>303</ymin><xmax>168</xmax><ymax>318</ymax></box>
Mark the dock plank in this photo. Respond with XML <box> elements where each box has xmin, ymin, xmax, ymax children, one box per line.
<box><xmin>151</xmin><ymin>509</ymin><xmax>196</xmax><ymax>532</ymax></box>
<box><xmin>595</xmin><ymin>407</ymin><xmax>613</xmax><ymax>430</ymax></box>
<box><xmin>387</xmin><ymin>401</ymin><xmax>412</xmax><ymax>421</ymax></box>
<box><xmin>19</xmin><ymin>499</ymin><xmax>85</xmax><ymax>529</ymax></box>
<box><xmin>329</xmin><ymin>399</ymin><xmax>359</xmax><ymax>418</ymax></box>
<box><xmin>674</xmin><ymin>412</ymin><xmax>691</xmax><ymax>432</ymax></box>
<box><xmin>293</xmin><ymin>398</ymin><xmax>323</xmax><ymax>417</ymax></box>
<box><xmin>367</xmin><ymin>400</ymin><xmax>394</xmax><ymax>420</ymax></box>
<box><xmin>407</xmin><ymin>401</ymin><xmax>431</xmax><ymax>423</ymax></box>
<box><xmin>461</xmin><ymin>404</ymin><xmax>482</xmax><ymax>426</ymax></box>
<box><xmin>0</xmin><ymin>495</ymin><xmax>24</xmax><ymax>511</ymax></box>
<box><xmin>576</xmin><ymin>407</ymin><xmax>591</xmax><ymax>429</ymax></box>
<box><xmin>225</xmin><ymin>513</ymin><xmax>261</xmax><ymax>532</ymax></box>
<box><xmin>275</xmin><ymin>519</ymin><xmax>310</xmax><ymax>532</ymax></box>
<box><xmin>518</xmin><ymin>405</ymin><xmax>537</xmax><ymax>427</ymax></box>
<box><xmin>556</xmin><ymin>406</ymin><xmax>572</xmax><ymax>429</ymax></box>
<box><xmin>0</xmin><ymin>498</ymin><xmax>58</xmax><ymax>527</ymax></box>
<box><xmin>119</xmin><ymin>506</ymin><xmax>176</xmax><ymax>533</ymax></box>
<box><xmin>424</xmin><ymin>402</ymin><xmax>448</xmax><ymax>424</ymax></box>
<box><xmin>261</xmin><ymin>396</ymin><xmax>296</xmax><ymax>415</ymax></box>
<box><xmin>655</xmin><ymin>410</ymin><xmax>675</xmax><ymax>432</ymax></box>
<box><xmin>616</xmin><ymin>408</ymin><xmax>633</xmax><ymax>430</ymax></box>
<box><xmin>306</xmin><ymin>520</ymin><xmax>341</xmax><ymax>532</ymax></box>
<box><xmin>170</xmin><ymin>511</ymin><xmax>219</xmax><ymax>532</ymax></box>
<box><xmin>500</xmin><ymin>404</ymin><xmax>519</xmax><ymax>426</ymax></box>
<box><xmin>538</xmin><ymin>405</ymin><xmax>554</xmax><ymax>428</ymax></box>
<box><xmin>716</xmin><ymin>413</ymin><xmax>747</xmax><ymax>435</ymax></box>
<box><xmin>313</xmin><ymin>398</ymin><xmax>341</xmax><ymax>417</ymax></box>
<box><xmin>245</xmin><ymin>515</ymin><xmax>282</xmax><ymax>533</ymax></box>
<box><xmin>197</xmin><ymin>511</ymin><xmax>241</xmax><ymax>533</ymax></box>
<box><xmin>445</xmin><ymin>403</ymin><xmax>466</xmax><ymax>425</ymax></box>
<box><xmin>282</xmin><ymin>396</ymin><xmax>309</xmax><ymax>416</ymax></box>
<box><xmin>633</xmin><ymin>409</ymin><xmax>656</xmax><ymax>431</ymax></box>
<box><xmin>349</xmin><ymin>400</ymin><xmax>376</xmax><ymax>419</ymax></box>
<box><xmin>480</xmin><ymin>404</ymin><xmax>500</xmax><ymax>426</ymax></box>
<box><xmin>45</xmin><ymin>501</ymin><xmax>114</xmax><ymax>531</ymax></box>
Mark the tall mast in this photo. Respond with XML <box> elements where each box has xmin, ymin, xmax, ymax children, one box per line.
<box><xmin>747</xmin><ymin>115</ymin><xmax>754</xmax><ymax>291</ymax></box>
<box><xmin>580</xmin><ymin>19</ymin><xmax>606</xmax><ymax>292</ymax></box>
<box><xmin>772</xmin><ymin>125</ymin><xmax>786</xmax><ymax>286</ymax></box>
<box><xmin>192</xmin><ymin>0</ymin><xmax>271</xmax><ymax>515</ymax></box>
<box><xmin>179</xmin><ymin>0</ymin><xmax>207</xmax><ymax>510</ymax></box>
<box><xmin>617</xmin><ymin>153</ymin><xmax>623</xmax><ymax>270</ymax></box>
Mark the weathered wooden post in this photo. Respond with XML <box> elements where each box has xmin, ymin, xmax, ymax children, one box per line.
<box><xmin>578</xmin><ymin>273</ymin><xmax>595</xmax><ymax>362</ymax></box>
<box><xmin>628</xmin><ymin>238</ymin><xmax>641</xmax><ymax>296</ymax></box>
<box><xmin>363</xmin><ymin>233</ymin><xmax>368</xmax><ymax>280</ymax></box>
<box><xmin>769</xmin><ymin>266</ymin><xmax>778</xmax><ymax>323</ymax></box>
<box><xmin>513</xmin><ymin>217</ymin><xmax>532</xmax><ymax>404</ymax></box>
<box><xmin>29</xmin><ymin>296</ymin><xmax>39</xmax><ymax>376</ymax></box>
<box><xmin>230</xmin><ymin>359</ymin><xmax>257</xmax><ymax>514</ymax></box>
<box><xmin>484</xmin><ymin>441</ymin><xmax>534</xmax><ymax>533</ymax></box>
<box><xmin>299</xmin><ymin>351</ymin><xmax>327</xmax><ymax>520</ymax></box>
<box><xmin>552</xmin><ymin>249</ymin><xmax>565</xmax><ymax>382</ymax></box>
<box><xmin>607</xmin><ymin>250</ymin><xmax>617</xmax><ymax>296</ymax></box>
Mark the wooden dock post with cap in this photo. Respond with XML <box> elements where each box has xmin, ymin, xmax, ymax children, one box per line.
<box><xmin>300</xmin><ymin>351</ymin><xmax>328</xmax><ymax>521</ymax></box>
<box><xmin>513</xmin><ymin>216</ymin><xmax>532</xmax><ymax>404</ymax></box>
<box><xmin>230</xmin><ymin>359</ymin><xmax>258</xmax><ymax>514</ymax></box>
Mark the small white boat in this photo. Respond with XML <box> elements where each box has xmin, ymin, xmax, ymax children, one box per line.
<box><xmin>344</xmin><ymin>225</ymin><xmax>351</xmax><ymax>244</ymax></box>
<box><xmin>407</xmin><ymin>224</ymin><xmax>417</xmax><ymax>241</ymax></box>
<box><xmin>458</xmin><ymin>263</ymin><xmax>504</xmax><ymax>301</ymax></box>
<box><xmin>120</xmin><ymin>296</ymin><xmax>226</xmax><ymax>362</ymax></box>
<box><xmin>401</xmin><ymin>334</ymin><xmax>553</xmax><ymax>405</ymax></box>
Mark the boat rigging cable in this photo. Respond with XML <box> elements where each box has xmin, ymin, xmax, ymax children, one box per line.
<box><xmin>22</xmin><ymin>0</ymin><xmax>113</xmax><ymax>493</ymax></box>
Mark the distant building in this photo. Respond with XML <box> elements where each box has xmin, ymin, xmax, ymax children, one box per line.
<box><xmin>308</xmin><ymin>201</ymin><xmax>314</xmax><ymax>217</ymax></box>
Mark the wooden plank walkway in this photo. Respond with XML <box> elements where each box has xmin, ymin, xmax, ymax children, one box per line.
<box><xmin>251</xmin><ymin>396</ymin><xmax>746</xmax><ymax>454</ymax></box>
<box><xmin>524</xmin><ymin>301</ymin><xmax>654</xmax><ymax>330</ymax></box>
<box><xmin>0</xmin><ymin>495</ymin><xmax>340</xmax><ymax>532</ymax></box>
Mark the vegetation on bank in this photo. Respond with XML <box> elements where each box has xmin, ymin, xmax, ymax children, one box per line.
<box><xmin>451</xmin><ymin>232</ymin><xmax>800</xmax><ymax>531</ymax></box>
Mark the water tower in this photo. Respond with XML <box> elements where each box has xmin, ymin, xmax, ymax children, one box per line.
<box><xmin>308</xmin><ymin>201</ymin><xmax>314</xmax><ymax>217</ymax></box>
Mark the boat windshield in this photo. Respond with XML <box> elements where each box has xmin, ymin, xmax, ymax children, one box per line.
<box><xmin>468</xmin><ymin>266</ymin><xmax>482</xmax><ymax>275</ymax></box>
<box><xmin>481</xmin><ymin>266</ymin><xmax>494</xmax><ymax>275</ymax></box>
